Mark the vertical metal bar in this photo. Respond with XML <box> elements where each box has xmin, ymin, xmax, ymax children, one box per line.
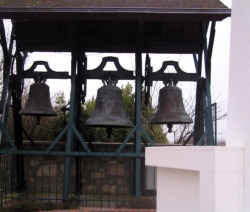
<box><xmin>203</xmin><ymin>21</ymin><xmax>216</xmax><ymax>145</ymax></box>
<box><xmin>49</xmin><ymin>161</ymin><xmax>51</xmax><ymax>200</ymax></box>
<box><xmin>214</xmin><ymin>103</ymin><xmax>217</xmax><ymax>145</ymax></box>
<box><xmin>0</xmin><ymin>23</ymin><xmax>18</xmax><ymax>196</ymax></box>
<box><xmin>135</xmin><ymin>51</ymin><xmax>142</xmax><ymax>197</ymax></box>
<box><xmin>145</xmin><ymin>54</ymin><xmax>151</xmax><ymax>106</ymax></box>
<box><xmin>193</xmin><ymin>54</ymin><xmax>198</xmax><ymax>73</ymax></box>
<box><xmin>56</xmin><ymin>164</ymin><xmax>58</xmax><ymax>202</ymax></box>
<box><xmin>193</xmin><ymin>53</ymin><xmax>204</xmax><ymax>145</ymax></box>
<box><xmin>13</xmin><ymin>52</ymin><xmax>26</xmax><ymax>192</ymax></box>
<box><xmin>206</xmin><ymin>21</ymin><xmax>216</xmax><ymax>84</ymax></box>
<box><xmin>63</xmin><ymin>51</ymin><xmax>77</xmax><ymax>200</ymax></box>
<box><xmin>75</xmin><ymin>64</ymin><xmax>81</xmax><ymax>195</ymax></box>
<box><xmin>41</xmin><ymin>165</ymin><xmax>44</xmax><ymax>198</ymax></box>
<box><xmin>134</xmin><ymin>21</ymin><xmax>144</xmax><ymax>198</ymax></box>
<box><xmin>0</xmin><ymin>21</ymin><xmax>12</xmax><ymax>149</ymax></box>
<box><xmin>75</xmin><ymin>53</ymin><xmax>87</xmax><ymax>196</ymax></box>
<box><xmin>0</xmin><ymin>21</ymin><xmax>11</xmax><ymax>118</ymax></box>
<box><xmin>0</xmin><ymin>20</ymin><xmax>13</xmax><ymax>123</ymax></box>
<box><xmin>204</xmin><ymin>79</ymin><xmax>215</xmax><ymax>145</ymax></box>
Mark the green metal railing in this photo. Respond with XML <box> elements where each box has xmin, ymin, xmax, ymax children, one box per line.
<box><xmin>0</xmin><ymin>144</ymin><xmax>156</xmax><ymax>209</ymax></box>
<box><xmin>0</xmin><ymin>19</ymin><xmax>218</xmax><ymax>204</ymax></box>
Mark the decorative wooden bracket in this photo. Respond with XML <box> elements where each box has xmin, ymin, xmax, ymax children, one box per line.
<box><xmin>25</xmin><ymin>61</ymin><xmax>55</xmax><ymax>73</ymax></box>
<box><xmin>156</xmin><ymin>61</ymin><xmax>187</xmax><ymax>74</ymax></box>
<box><xmin>83</xmin><ymin>56</ymin><xmax>134</xmax><ymax>80</ymax></box>
<box><xmin>21</xmin><ymin>60</ymin><xmax>70</xmax><ymax>80</ymax></box>
<box><xmin>145</xmin><ymin>59</ymin><xmax>199</xmax><ymax>85</ymax></box>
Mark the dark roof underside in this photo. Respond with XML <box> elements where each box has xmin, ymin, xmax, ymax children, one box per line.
<box><xmin>15</xmin><ymin>21</ymin><xmax>205</xmax><ymax>53</ymax></box>
<box><xmin>1</xmin><ymin>0</ymin><xmax>231</xmax><ymax>53</ymax></box>
<box><xmin>0</xmin><ymin>0</ymin><xmax>229</xmax><ymax>9</ymax></box>
<box><xmin>0</xmin><ymin>0</ymin><xmax>230</xmax><ymax>21</ymax></box>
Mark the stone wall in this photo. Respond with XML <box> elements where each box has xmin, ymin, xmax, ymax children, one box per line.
<box><xmin>21</xmin><ymin>143</ymin><xmax>143</xmax><ymax>196</ymax></box>
<box><xmin>23</xmin><ymin>155</ymin><xmax>134</xmax><ymax>196</ymax></box>
<box><xmin>7</xmin><ymin>143</ymin><xmax>156</xmax><ymax>210</ymax></box>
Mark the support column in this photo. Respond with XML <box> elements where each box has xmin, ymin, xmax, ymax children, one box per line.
<box><xmin>0</xmin><ymin>20</ymin><xmax>11</xmax><ymax>114</ymax></box>
<box><xmin>194</xmin><ymin>77</ymin><xmax>205</xmax><ymax>145</ymax></box>
<box><xmin>63</xmin><ymin>51</ymin><xmax>77</xmax><ymax>200</ymax></box>
<box><xmin>227</xmin><ymin>0</ymin><xmax>250</xmax><ymax>211</ymax></box>
<box><xmin>193</xmin><ymin>53</ymin><xmax>204</xmax><ymax>144</ymax></box>
<box><xmin>74</xmin><ymin>53</ymin><xmax>86</xmax><ymax>195</ymax></box>
<box><xmin>135</xmin><ymin>52</ymin><xmax>143</xmax><ymax>197</ymax></box>
<box><xmin>134</xmin><ymin>22</ymin><xmax>144</xmax><ymax>197</ymax></box>
<box><xmin>74</xmin><ymin>60</ymin><xmax>81</xmax><ymax>195</ymax></box>
<box><xmin>204</xmin><ymin>22</ymin><xmax>216</xmax><ymax>145</ymax></box>
<box><xmin>12</xmin><ymin>53</ymin><xmax>25</xmax><ymax>192</ymax></box>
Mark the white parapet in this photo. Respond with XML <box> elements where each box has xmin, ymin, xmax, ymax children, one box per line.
<box><xmin>145</xmin><ymin>146</ymin><xmax>244</xmax><ymax>212</ymax></box>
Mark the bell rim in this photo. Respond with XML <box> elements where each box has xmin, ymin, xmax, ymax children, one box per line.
<box><xmin>151</xmin><ymin>114</ymin><xmax>193</xmax><ymax>124</ymax></box>
<box><xmin>20</xmin><ymin>111</ymin><xmax>57</xmax><ymax>116</ymax></box>
<box><xmin>150</xmin><ymin>120</ymin><xmax>193</xmax><ymax>125</ymax></box>
<box><xmin>85</xmin><ymin>124</ymin><xmax>134</xmax><ymax>128</ymax></box>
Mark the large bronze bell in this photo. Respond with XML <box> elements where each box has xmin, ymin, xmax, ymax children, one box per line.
<box><xmin>151</xmin><ymin>83</ymin><xmax>192</xmax><ymax>131</ymax></box>
<box><xmin>86</xmin><ymin>84</ymin><xmax>133</xmax><ymax>128</ymax></box>
<box><xmin>20</xmin><ymin>82</ymin><xmax>56</xmax><ymax>117</ymax></box>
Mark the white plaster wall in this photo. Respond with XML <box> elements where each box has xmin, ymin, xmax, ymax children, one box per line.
<box><xmin>227</xmin><ymin>0</ymin><xmax>250</xmax><ymax>211</ymax></box>
<box><xmin>146</xmin><ymin>146</ymin><xmax>244</xmax><ymax>212</ymax></box>
<box><xmin>227</xmin><ymin>0</ymin><xmax>250</xmax><ymax>146</ymax></box>
<box><xmin>214</xmin><ymin>172</ymin><xmax>243</xmax><ymax>211</ymax></box>
<box><xmin>157</xmin><ymin>168</ymin><xmax>200</xmax><ymax>212</ymax></box>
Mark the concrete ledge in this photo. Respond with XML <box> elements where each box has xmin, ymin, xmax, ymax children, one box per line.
<box><xmin>146</xmin><ymin>146</ymin><xmax>243</xmax><ymax>172</ymax></box>
<box><xmin>40</xmin><ymin>208</ymin><xmax>156</xmax><ymax>212</ymax></box>
<box><xmin>145</xmin><ymin>146</ymin><xmax>244</xmax><ymax>212</ymax></box>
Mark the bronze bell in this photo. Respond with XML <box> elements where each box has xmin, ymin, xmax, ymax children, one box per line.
<box><xmin>151</xmin><ymin>83</ymin><xmax>192</xmax><ymax>131</ymax></box>
<box><xmin>86</xmin><ymin>84</ymin><xmax>133</xmax><ymax>128</ymax></box>
<box><xmin>20</xmin><ymin>82</ymin><xmax>56</xmax><ymax>117</ymax></box>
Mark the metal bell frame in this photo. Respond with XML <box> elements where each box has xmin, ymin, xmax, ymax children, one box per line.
<box><xmin>0</xmin><ymin>20</ymin><xmax>217</xmax><ymax>200</ymax></box>
<box><xmin>145</xmin><ymin>52</ymin><xmax>215</xmax><ymax>146</ymax></box>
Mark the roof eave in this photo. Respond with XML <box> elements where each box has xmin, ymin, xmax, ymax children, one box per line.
<box><xmin>0</xmin><ymin>8</ymin><xmax>231</xmax><ymax>21</ymax></box>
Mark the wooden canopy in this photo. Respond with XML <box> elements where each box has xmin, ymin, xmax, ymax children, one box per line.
<box><xmin>0</xmin><ymin>0</ymin><xmax>230</xmax><ymax>21</ymax></box>
<box><xmin>0</xmin><ymin>0</ymin><xmax>231</xmax><ymax>53</ymax></box>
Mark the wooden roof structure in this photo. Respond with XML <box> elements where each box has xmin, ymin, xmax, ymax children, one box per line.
<box><xmin>0</xmin><ymin>0</ymin><xmax>230</xmax><ymax>21</ymax></box>
<box><xmin>0</xmin><ymin>0</ymin><xmax>231</xmax><ymax>53</ymax></box>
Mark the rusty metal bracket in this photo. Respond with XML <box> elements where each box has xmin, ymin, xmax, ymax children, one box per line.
<box><xmin>83</xmin><ymin>56</ymin><xmax>134</xmax><ymax>81</ymax></box>
<box><xmin>145</xmin><ymin>59</ymin><xmax>199</xmax><ymax>87</ymax></box>
<box><xmin>21</xmin><ymin>60</ymin><xmax>70</xmax><ymax>80</ymax></box>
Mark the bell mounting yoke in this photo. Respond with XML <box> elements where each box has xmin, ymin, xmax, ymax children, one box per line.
<box><xmin>102</xmin><ymin>76</ymin><xmax>118</xmax><ymax>87</ymax></box>
<box><xmin>20</xmin><ymin>60</ymin><xmax>69</xmax><ymax>81</ymax></box>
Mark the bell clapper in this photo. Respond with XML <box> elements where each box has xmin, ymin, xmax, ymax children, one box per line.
<box><xmin>107</xmin><ymin>127</ymin><xmax>113</xmax><ymax>139</ymax></box>
<box><xmin>61</xmin><ymin>103</ymin><xmax>70</xmax><ymax>126</ymax></box>
<box><xmin>105</xmin><ymin>76</ymin><xmax>118</xmax><ymax>87</ymax></box>
<box><xmin>36</xmin><ymin>116</ymin><xmax>41</xmax><ymax>125</ymax></box>
<box><xmin>167</xmin><ymin>123</ymin><xmax>173</xmax><ymax>133</ymax></box>
<box><xmin>21</xmin><ymin>126</ymin><xmax>35</xmax><ymax>145</ymax></box>
<box><xmin>164</xmin><ymin>79</ymin><xmax>177</xmax><ymax>88</ymax></box>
